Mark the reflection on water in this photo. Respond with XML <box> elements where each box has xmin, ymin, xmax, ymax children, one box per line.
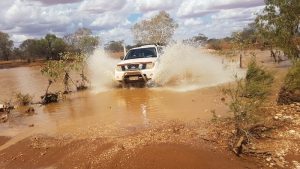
<box><xmin>0</xmin><ymin>66</ymin><xmax>229</xmax><ymax>140</ymax></box>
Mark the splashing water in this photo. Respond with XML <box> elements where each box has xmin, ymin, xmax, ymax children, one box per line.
<box><xmin>88</xmin><ymin>43</ymin><xmax>244</xmax><ymax>92</ymax></box>
<box><xmin>88</xmin><ymin>49</ymin><xmax>118</xmax><ymax>92</ymax></box>
<box><xmin>152</xmin><ymin>42</ymin><xmax>244</xmax><ymax>91</ymax></box>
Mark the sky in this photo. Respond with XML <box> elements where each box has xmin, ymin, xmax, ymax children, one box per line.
<box><xmin>0</xmin><ymin>0</ymin><xmax>265</xmax><ymax>46</ymax></box>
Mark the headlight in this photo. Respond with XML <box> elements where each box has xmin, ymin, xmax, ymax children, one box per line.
<box><xmin>138</xmin><ymin>64</ymin><xmax>143</xmax><ymax>69</ymax></box>
<box><xmin>146</xmin><ymin>62</ymin><xmax>155</xmax><ymax>69</ymax></box>
<box><xmin>115</xmin><ymin>65</ymin><xmax>122</xmax><ymax>71</ymax></box>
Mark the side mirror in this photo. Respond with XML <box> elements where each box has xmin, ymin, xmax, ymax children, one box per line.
<box><xmin>120</xmin><ymin>56</ymin><xmax>124</xmax><ymax>60</ymax></box>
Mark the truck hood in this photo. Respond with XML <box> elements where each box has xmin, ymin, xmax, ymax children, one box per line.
<box><xmin>117</xmin><ymin>57</ymin><xmax>157</xmax><ymax>66</ymax></box>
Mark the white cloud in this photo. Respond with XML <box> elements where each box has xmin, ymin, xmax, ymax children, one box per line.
<box><xmin>99</xmin><ymin>27</ymin><xmax>132</xmax><ymax>44</ymax></box>
<box><xmin>28</xmin><ymin>0</ymin><xmax>83</xmax><ymax>5</ymax></box>
<box><xmin>135</xmin><ymin>0</ymin><xmax>178</xmax><ymax>12</ymax></box>
<box><xmin>211</xmin><ymin>6</ymin><xmax>263</xmax><ymax>21</ymax></box>
<box><xmin>177</xmin><ymin>0</ymin><xmax>264</xmax><ymax>17</ymax></box>
<box><xmin>183</xmin><ymin>18</ymin><xmax>203</xmax><ymax>26</ymax></box>
<box><xmin>79</xmin><ymin>0</ymin><xmax>127</xmax><ymax>13</ymax></box>
<box><xmin>0</xmin><ymin>0</ymin><xmax>266</xmax><ymax>45</ymax></box>
<box><xmin>91</xmin><ymin>13</ymin><xmax>130</xmax><ymax>29</ymax></box>
<box><xmin>11</xmin><ymin>34</ymin><xmax>34</xmax><ymax>44</ymax></box>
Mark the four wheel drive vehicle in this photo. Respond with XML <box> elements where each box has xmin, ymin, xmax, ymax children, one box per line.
<box><xmin>114</xmin><ymin>44</ymin><xmax>163</xmax><ymax>86</ymax></box>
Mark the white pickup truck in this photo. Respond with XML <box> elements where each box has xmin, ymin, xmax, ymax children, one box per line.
<box><xmin>114</xmin><ymin>44</ymin><xmax>163</xmax><ymax>86</ymax></box>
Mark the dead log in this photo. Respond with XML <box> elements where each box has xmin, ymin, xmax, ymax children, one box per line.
<box><xmin>233</xmin><ymin>135</ymin><xmax>246</xmax><ymax>156</ymax></box>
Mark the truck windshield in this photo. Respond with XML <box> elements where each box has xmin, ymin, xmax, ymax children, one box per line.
<box><xmin>125</xmin><ymin>47</ymin><xmax>157</xmax><ymax>60</ymax></box>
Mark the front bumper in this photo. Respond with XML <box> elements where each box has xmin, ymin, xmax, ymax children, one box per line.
<box><xmin>115</xmin><ymin>69</ymin><xmax>155</xmax><ymax>83</ymax></box>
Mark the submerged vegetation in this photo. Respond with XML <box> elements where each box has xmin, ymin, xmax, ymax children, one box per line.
<box><xmin>40</xmin><ymin>52</ymin><xmax>89</xmax><ymax>104</ymax></box>
<box><xmin>15</xmin><ymin>92</ymin><xmax>33</xmax><ymax>106</ymax></box>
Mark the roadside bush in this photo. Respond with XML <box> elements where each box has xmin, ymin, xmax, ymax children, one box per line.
<box><xmin>244</xmin><ymin>58</ymin><xmax>274</xmax><ymax>99</ymax></box>
<box><xmin>15</xmin><ymin>92</ymin><xmax>33</xmax><ymax>106</ymax></box>
<box><xmin>224</xmin><ymin>58</ymin><xmax>273</xmax><ymax>125</ymax></box>
<box><xmin>283</xmin><ymin>61</ymin><xmax>300</xmax><ymax>91</ymax></box>
<box><xmin>207</xmin><ymin>39</ymin><xmax>234</xmax><ymax>51</ymax></box>
<box><xmin>278</xmin><ymin>61</ymin><xmax>300</xmax><ymax>104</ymax></box>
<box><xmin>223</xmin><ymin>58</ymin><xmax>274</xmax><ymax>155</ymax></box>
<box><xmin>207</xmin><ymin>40</ymin><xmax>222</xmax><ymax>50</ymax></box>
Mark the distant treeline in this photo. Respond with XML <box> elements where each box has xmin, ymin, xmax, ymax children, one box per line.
<box><xmin>0</xmin><ymin>28</ymin><xmax>99</xmax><ymax>61</ymax></box>
<box><xmin>1</xmin><ymin>0</ymin><xmax>299</xmax><ymax>62</ymax></box>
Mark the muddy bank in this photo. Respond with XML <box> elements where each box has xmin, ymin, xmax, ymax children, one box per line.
<box><xmin>111</xmin><ymin>143</ymin><xmax>256</xmax><ymax>169</ymax></box>
<box><xmin>0</xmin><ymin>136</ymin><xmax>112</xmax><ymax>169</ymax></box>
<box><xmin>0</xmin><ymin>60</ymin><xmax>44</xmax><ymax>69</ymax></box>
<box><xmin>0</xmin><ymin>136</ymin><xmax>10</xmax><ymax>146</ymax></box>
<box><xmin>0</xmin><ymin>121</ymin><xmax>260</xmax><ymax>169</ymax></box>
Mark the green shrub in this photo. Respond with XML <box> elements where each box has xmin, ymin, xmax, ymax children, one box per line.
<box><xmin>277</xmin><ymin>61</ymin><xmax>300</xmax><ymax>104</ymax></box>
<box><xmin>15</xmin><ymin>93</ymin><xmax>33</xmax><ymax>106</ymax></box>
<box><xmin>223</xmin><ymin>57</ymin><xmax>274</xmax><ymax>127</ymax></box>
<box><xmin>222</xmin><ymin>58</ymin><xmax>275</xmax><ymax>155</ymax></box>
<box><xmin>244</xmin><ymin>58</ymin><xmax>274</xmax><ymax>99</ymax></box>
<box><xmin>284</xmin><ymin>61</ymin><xmax>300</xmax><ymax>91</ymax></box>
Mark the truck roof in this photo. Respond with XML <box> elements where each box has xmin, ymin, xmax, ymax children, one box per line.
<box><xmin>131</xmin><ymin>44</ymin><xmax>161</xmax><ymax>50</ymax></box>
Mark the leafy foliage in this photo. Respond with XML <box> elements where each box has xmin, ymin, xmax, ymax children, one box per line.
<box><xmin>44</xmin><ymin>34</ymin><xmax>68</xmax><ymax>60</ymax></box>
<box><xmin>19</xmin><ymin>39</ymin><xmax>45</xmax><ymax>60</ymax></box>
<box><xmin>244</xmin><ymin>58</ymin><xmax>274</xmax><ymax>98</ymax></box>
<box><xmin>104</xmin><ymin>40</ymin><xmax>124</xmax><ymax>52</ymax></box>
<box><xmin>284</xmin><ymin>61</ymin><xmax>300</xmax><ymax>91</ymax></box>
<box><xmin>41</xmin><ymin>52</ymin><xmax>88</xmax><ymax>94</ymax></box>
<box><xmin>41</xmin><ymin>60</ymin><xmax>64</xmax><ymax>82</ymax></box>
<box><xmin>256</xmin><ymin>0</ymin><xmax>300</xmax><ymax>60</ymax></box>
<box><xmin>223</xmin><ymin>58</ymin><xmax>274</xmax><ymax>127</ymax></box>
<box><xmin>277</xmin><ymin>61</ymin><xmax>300</xmax><ymax>104</ymax></box>
<box><xmin>132</xmin><ymin>11</ymin><xmax>178</xmax><ymax>45</ymax></box>
<box><xmin>19</xmin><ymin>34</ymin><xmax>67</xmax><ymax>60</ymax></box>
<box><xmin>64</xmin><ymin>28</ymin><xmax>100</xmax><ymax>55</ymax></box>
<box><xmin>0</xmin><ymin>31</ymin><xmax>13</xmax><ymax>61</ymax></box>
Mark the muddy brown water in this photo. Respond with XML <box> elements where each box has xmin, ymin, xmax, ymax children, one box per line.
<box><xmin>0</xmin><ymin>66</ymin><xmax>263</xmax><ymax>169</ymax></box>
<box><xmin>0</xmin><ymin>66</ymin><xmax>228</xmax><ymax>138</ymax></box>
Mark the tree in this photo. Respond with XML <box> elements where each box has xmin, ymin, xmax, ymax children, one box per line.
<box><xmin>256</xmin><ymin>0</ymin><xmax>300</xmax><ymax>61</ymax></box>
<box><xmin>43</xmin><ymin>34</ymin><xmax>67</xmax><ymax>60</ymax></box>
<box><xmin>11</xmin><ymin>47</ymin><xmax>22</xmax><ymax>60</ymax></box>
<box><xmin>239</xmin><ymin>23</ymin><xmax>257</xmax><ymax>44</ymax></box>
<box><xmin>0</xmin><ymin>32</ymin><xmax>13</xmax><ymax>61</ymax></box>
<box><xmin>19</xmin><ymin>34</ymin><xmax>67</xmax><ymax>61</ymax></box>
<box><xmin>19</xmin><ymin>39</ymin><xmax>45</xmax><ymax>60</ymax></box>
<box><xmin>104</xmin><ymin>40</ymin><xmax>124</xmax><ymax>52</ymax></box>
<box><xmin>231</xmin><ymin>23</ymin><xmax>258</xmax><ymax>50</ymax></box>
<box><xmin>64</xmin><ymin>28</ymin><xmax>100</xmax><ymax>55</ymax></box>
<box><xmin>132</xmin><ymin>11</ymin><xmax>178</xmax><ymax>45</ymax></box>
<box><xmin>192</xmin><ymin>33</ymin><xmax>208</xmax><ymax>45</ymax></box>
<box><xmin>41</xmin><ymin>60</ymin><xmax>64</xmax><ymax>104</ymax></box>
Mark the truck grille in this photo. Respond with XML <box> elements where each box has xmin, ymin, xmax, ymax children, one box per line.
<box><xmin>122</xmin><ymin>64</ymin><xmax>146</xmax><ymax>71</ymax></box>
